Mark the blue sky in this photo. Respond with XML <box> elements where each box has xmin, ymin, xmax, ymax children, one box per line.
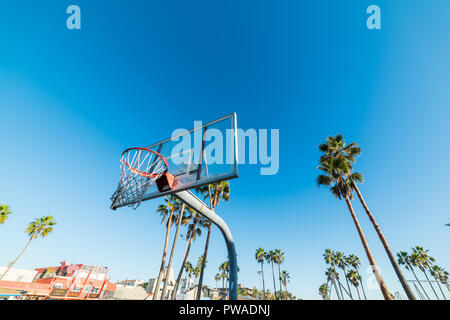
<box><xmin>0</xmin><ymin>1</ymin><xmax>449</xmax><ymax>299</ymax></box>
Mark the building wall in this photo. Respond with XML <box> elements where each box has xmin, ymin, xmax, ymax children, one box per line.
<box><xmin>0</xmin><ymin>267</ymin><xmax>37</xmax><ymax>282</ymax></box>
<box><xmin>33</xmin><ymin>263</ymin><xmax>115</xmax><ymax>299</ymax></box>
<box><xmin>112</xmin><ymin>286</ymin><xmax>149</xmax><ymax>300</ymax></box>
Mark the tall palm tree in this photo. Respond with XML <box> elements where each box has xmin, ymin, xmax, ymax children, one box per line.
<box><xmin>335</xmin><ymin>251</ymin><xmax>353</xmax><ymax>299</ymax></box>
<box><xmin>183</xmin><ymin>261</ymin><xmax>194</xmax><ymax>292</ymax></box>
<box><xmin>274</xmin><ymin>249</ymin><xmax>285</xmax><ymax>298</ymax></box>
<box><xmin>431</xmin><ymin>265</ymin><xmax>449</xmax><ymax>292</ymax></box>
<box><xmin>397</xmin><ymin>251</ymin><xmax>430</xmax><ymax>300</ymax></box>
<box><xmin>266</xmin><ymin>250</ymin><xmax>277</xmax><ymax>297</ymax></box>
<box><xmin>215</xmin><ymin>273</ymin><xmax>221</xmax><ymax>290</ymax></box>
<box><xmin>255</xmin><ymin>248</ymin><xmax>266</xmax><ymax>297</ymax></box>
<box><xmin>317</xmin><ymin>155</ymin><xmax>391</xmax><ymax>300</ymax></box>
<box><xmin>193</xmin><ymin>256</ymin><xmax>204</xmax><ymax>295</ymax></box>
<box><xmin>319</xmin><ymin>134</ymin><xmax>415</xmax><ymax>300</ymax></box>
<box><xmin>219</xmin><ymin>260</ymin><xmax>229</xmax><ymax>295</ymax></box>
<box><xmin>430</xmin><ymin>265</ymin><xmax>447</xmax><ymax>299</ymax></box>
<box><xmin>347</xmin><ymin>269</ymin><xmax>362</xmax><ymax>300</ymax></box>
<box><xmin>195</xmin><ymin>181</ymin><xmax>230</xmax><ymax>300</ymax></box>
<box><xmin>0</xmin><ymin>216</ymin><xmax>56</xmax><ymax>280</ymax></box>
<box><xmin>0</xmin><ymin>204</ymin><xmax>12</xmax><ymax>225</ymax></box>
<box><xmin>161</xmin><ymin>201</ymin><xmax>189</xmax><ymax>300</ymax></box>
<box><xmin>171</xmin><ymin>208</ymin><xmax>207</xmax><ymax>300</ymax></box>
<box><xmin>153</xmin><ymin>195</ymin><xmax>178</xmax><ymax>300</ymax></box>
<box><xmin>411</xmin><ymin>246</ymin><xmax>440</xmax><ymax>300</ymax></box>
<box><xmin>279</xmin><ymin>270</ymin><xmax>290</xmax><ymax>300</ymax></box>
<box><xmin>323</xmin><ymin>249</ymin><xmax>343</xmax><ymax>300</ymax></box>
<box><xmin>319</xmin><ymin>283</ymin><xmax>329</xmax><ymax>300</ymax></box>
<box><xmin>346</xmin><ymin>254</ymin><xmax>366</xmax><ymax>300</ymax></box>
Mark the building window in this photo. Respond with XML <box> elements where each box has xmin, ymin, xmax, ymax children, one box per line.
<box><xmin>71</xmin><ymin>286</ymin><xmax>81</xmax><ymax>292</ymax></box>
<box><xmin>83</xmin><ymin>286</ymin><xmax>91</xmax><ymax>292</ymax></box>
<box><xmin>53</xmin><ymin>283</ymin><xmax>63</xmax><ymax>289</ymax></box>
<box><xmin>91</xmin><ymin>288</ymin><xmax>99</xmax><ymax>294</ymax></box>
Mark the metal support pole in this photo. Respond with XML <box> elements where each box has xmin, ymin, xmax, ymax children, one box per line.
<box><xmin>175</xmin><ymin>190</ymin><xmax>238</xmax><ymax>300</ymax></box>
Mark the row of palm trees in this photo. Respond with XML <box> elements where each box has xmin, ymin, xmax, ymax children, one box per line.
<box><xmin>397</xmin><ymin>247</ymin><xmax>449</xmax><ymax>300</ymax></box>
<box><xmin>255</xmin><ymin>248</ymin><xmax>292</xmax><ymax>299</ymax></box>
<box><xmin>0</xmin><ymin>203</ymin><xmax>57</xmax><ymax>281</ymax></box>
<box><xmin>181</xmin><ymin>255</ymin><xmax>205</xmax><ymax>293</ymax></box>
<box><xmin>152</xmin><ymin>181</ymin><xmax>230</xmax><ymax>300</ymax></box>
<box><xmin>316</xmin><ymin>134</ymin><xmax>416</xmax><ymax>300</ymax></box>
<box><xmin>320</xmin><ymin>249</ymin><xmax>366</xmax><ymax>300</ymax></box>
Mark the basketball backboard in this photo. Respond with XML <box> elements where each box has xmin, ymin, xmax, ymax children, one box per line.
<box><xmin>110</xmin><ymin>113</ymin><xmax>238</xmax><ymax>210</ymax></box>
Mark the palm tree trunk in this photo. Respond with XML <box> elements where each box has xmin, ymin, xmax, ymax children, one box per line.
<box><xmin>407</xmin><ymin>263</ymin><xmax>430</xmax><ymax>300</ymax></box>
<box><xmin>342</xmin><ymin>266</ymin><xmax>353</xmax><ymax>299</ymax></box>
<box><xmin>432</xmin><ymin>274</ymin><xmax>447</xmax><ymax>300</ymax></box>
<box><xmin>171</xmin><ymin>226</ymin><xmax>196</xmax><ymax>300</ymax></box>
<box><xmin>421</xmin><ymin>270</ymin><xmax>439</xmax><ymax>299</ymax></box>
<box><xmin>271</xmin><ymin>262</ymin><xmax>277</xmax><ymax>297</ymax></box>
<box><xmin>330</xmin><ymin>275</ymin><xmax>341</xmax><ymax>300</ymax></box>
<box><xmin>352</xmin><ymin>182</ymin><xmax>416</xmax><ymax>300</ymax></box>
<box><xmin>332</xmin><ymin>265</ymin><xmax>344</xmax><ymax>300</ymax></box>
<box><xmin>355</xmin><ymin>286</ymin><xmax>361</xmax><ymax>300</ymax></box>
<box><xmin>355</xmin><ymin>267</ymin><xmax>367</xmax><ymax>300</ymax></box>
<box><xmin>161</xmin><ymin>204</ymin><xmax>185</xmax><ymax>300</ymax></box>
<box><xmin>277</xmin><ymin>264</ymin><xmax>282</xmax><ymax>300</ymax></box>
<box><xmin>339</xmin><ymin>280</ymin><xmax>351</xmax><ymax>298</ymax></box>
<box><xmin>196</xmin><ymin>222</ymin><xmax>212</xmax><ymax>300</ymax></box>
<box><xmin>344</xmin><ymin>196</ymin><xmax>392</xmax><ymax>300</ymax></box>
<box><xmin>0</xmin><ymin>238</ymin><xmax>33</xmax><ymax>280</ymax></box>
<box><xmin>152</xmin><ymin>208</ymin><xmax>175</xmax><ymax>300</ymax></box>
<box><xmin>261</xmin><ymin>262</ymin><xmax>266</xmax><ymax>297</ymax></box>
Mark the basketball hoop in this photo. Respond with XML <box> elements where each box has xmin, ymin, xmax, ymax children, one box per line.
<box><xmin>111</xmin><ymin>147</ymin><xmax>169</xmax><ymax>209</ymax></box>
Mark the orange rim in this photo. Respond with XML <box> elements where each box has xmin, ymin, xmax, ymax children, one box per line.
<box><xmin>121</xmin><ymin>147</ymin><xmax>168</xmax><ymax>178</ymax></box>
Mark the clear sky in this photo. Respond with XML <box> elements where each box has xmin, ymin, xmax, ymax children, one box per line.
<box><xmin>0</xmin><ymin>1</ymin><xmax>449</xmax><ymax>299</ymax></box>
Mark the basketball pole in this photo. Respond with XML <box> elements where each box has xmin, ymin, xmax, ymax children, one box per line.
<box><xmin>175</xmin><ymin>190</ymin><xmax>238</xmax><ymax>300</ymax></box>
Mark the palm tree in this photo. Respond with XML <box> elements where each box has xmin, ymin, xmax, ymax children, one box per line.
<box><xmin>319</xmin><ymin>134</ymin><xmax>416</xmax><ymax>300</ymax></box>
<box><xmin>161</xmin><ymin>201</ymin><xmax>189</xmax><ymax>300</ymax></box>
<box><xmin>346</xmin><ymin>254</ymin><xmax>366</xmax><ymax>300</ymax></box>
<box><xmin>323</xmin><ymin>249</ymin><xmax>342</xmax><ymax>300</ymax></box>
<box><xmin>347</xmin><ymin>269</ymin><xmax>362</xmax><ymax>300</ymax></box>
<box><xmin>411</xmin><ymin>246</ymin><xmax>440</xmax><ymax>300</ymax></box>
<box><xmin>153</xmin><ymin>195</ymin><xmax>178</xmax><ymax>300</ymax></box>
<box><xmin>274</xmin><ymin>249</ymin><xmax>285</xmax><ymax>299</ymax></box>
<box><xmin>279</xmin><ymin>270</ymin><xmax>290</xmax><ymax>300</ymax></box>
<box><xmin>397</xmin><ymin>251</ymin><xmax>430</xmax><ymax>300</ymax></box>
<box><xmin>335</xmin><ymin>251</ymin><xmax>353</xmax><ymax>299</ymax></box>
<box><xmin>255</xmin><ymin>248</ymin><xmax>266</xmax><ymax>297</ymax></box>
<box><xmin>0</xmin><ymin>216</ymin><xmax>56</xmax><ymax>280</ymax></box>
<box><xmin>0</xmin><ymin>204</ymin><xmax>12</xmax><ymax>225</ymax></box>
<box><xmin>430</xmin><ymin>265</ymin><xmax>447</xmax><ymax>299</ymax></box>
<box><xmin>193</xmin><ymin>256</ymin><xmax>205</xmax><ymax>296</ymax></box>
<box><xmin>183</xmin><ymin>261</ymin><xmax>194</xmax><ymax>292</ymax></box>
<box><xmin>317</xmin><ymin>155</ymin><xmax>391</xmax><ymax>300</ymax></box>
<box><xmin>431</xmin><ymin>265</ymin><xmax>449</xmax><ymax>292</ymax></box>
<box><xmin>195</xmin><ymin>181</ymin><xmax>230</xmax><ymax>300</ymax></box>
<box><xmin>215</xmin><ymin>273</ymin><xmax>221</xmax><ymax>290</ymax></box>
<box><xmin>171</xmin><ymin>208</ymin><xmax>207</xmax><ymax>300</ymax></box>
<box><xmin>266</xmin><ymin>250</ymin><xmax>277</xmax><ymax>297</ymax></box>
<box><xmin>219</xmin><ymin>260</ymin><xmax>229</xmax><ymax>296</ymax></box>
<box><xmin>319</xmin><ymin>283</ymin><xmax>329</xmax><ymax>300</ymax></box>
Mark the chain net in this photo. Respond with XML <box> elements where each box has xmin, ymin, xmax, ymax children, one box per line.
<box><xmin>111</xmin><ymin>148</ymin><xmax>168</xmax><ymax>209</ymax></box>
